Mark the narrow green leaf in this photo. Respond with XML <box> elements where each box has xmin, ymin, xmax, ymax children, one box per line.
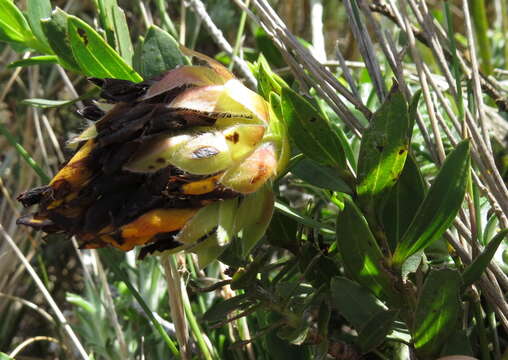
<box><xmin>382</xmin><ymin>154</ymin><xmax>426</xmax><ymax>249</ymax></box>
<box><xmin>41</xmin><ymin>8</ymin><xmax>81</xmax><ymax>72</ymax></box>
<box><xmin>22</xmin><ymin>98</ymin><xmax>76</xmax><ymax>108</ymax></box>
<box><xmin>26</xmin><ymin>0</ymin><xmax>52</xmax><ymax>52</ymax></box>
<box><xmin>358</xmin><ymin>309</ymin><xmax>399</xmax><ymax>353</ymax></box>
<box><xmin>330</xmin><ymin>276</ymin><xmax>386</xmax><ymax>330</ymax></box>
<box><xmin>95</xmin><ymin>0</ymin><xmax>116</xmax><ymax>46</ymax></box>
<box><xmin>462</xmin><ymin>229</ymin><xmax>508</xmax><ymax>287</ymax></box>
<box><xmin>134</xmin><ymin>25</ymin><xmax>187</xmax><ymax>79</ymax></box>
<box><xmin>281</xmin><ymin>87</ymin><xmax>347</xmax><ymax>169</ymax></box>
<box><xmin>275</xmin><ymin>200</ymin><xmax>334</xmax><ymax>235</ymax></box>
<box><xmin>392</xmin><ymin>140</ymin><xmax>470</xmax><ymax>267</ymax></box>
<box><xmin>408</xmin><ymin>90</ymin><xmax>421</xmax><ymax>140</ymax></box>
<box><xmin>0</xmin><ymin>123</ymin><xmax>50</xmax><ymax>183</ymax></box>
<box><xmin>111</xmin><ymin>5</ymin><xmax>133</xmax><ymax>65</ymax></box>
<box><xmin>67</xmin><ymin>16</ymin><xmax>142</xmax><ymax>81</ymax></box>
<box><xmin>413</xmin><ymin>269</ymin><xmax>462</xmax><ymax>358</ymax></box>
<box><xmin>357</xmin><ymin>84</ymin><xmax>410</xmax><ymax>205</ymax></box>
<box><xmin>0</xmin><ymin>0</ymin><xmax>36</xmax><ymax>44</ymax></box>
<box><xmin>8</xmin><ymin>55</ymin><xmax>58</xmax><ymax>68</ymax></box>
<box><xmin>335</xmin><ymin>197</ymin><xmax>399</xmax><ymax>303</ymax></box>
<box><xmin>292</xmin><ymin>157</ymin><xmax>352</xmax><ymax>194</ymax></box>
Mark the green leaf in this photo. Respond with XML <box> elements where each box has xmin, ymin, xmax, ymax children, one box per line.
<box><xmin>440</xmin><ymin>329</ymin><xmax>474</xmax><ymax>357</ymax></box>
<box><xmin>134</xmin><ymin>25</ymin><xmax>187</xmax><ymax>79</ymax></box>
<box><xmin>292</xmin><ymin>157</ymin><xmax>353</xmax><ymax>194</ymax></box>
<box><xmin>275</xmin><ymin>200</ymin><xmax>334</xmax><ymax>235</ymax></box>
<box><xmin>357</xmin><ymin>84</ymin><xmax>410</xmax><ymax>206</ymax></box>
<box><xmin>0</xmin><ymin>352</ymin><xmax>14</xmax><ymax>360</ymax></box>
<box><xmin>462</xmin><ymin>228</ymin><xmax>508</xmax><ymax>287</ymax></box>
<box><xmin>382</xmin><ymin>154</ymin><xmax>426</xmax><ymax>250</ymax></box>
<box><xmin>235</xmin><ymin>185</ymin><xmax>274</xmax><ymax>256</ymax></box>
<box><xmin>266</xmin><ymin>212</ymin><xmax>299</xmax><ymax>253</ymax></box>
<box><xmin>202</xmin><ymin>294</ymin><xmax>251</xmax><ymax>323</ymax></box>
<box><xmin>21</xmin><ymin>98</ymin><xmax>76</xmax><ymax>108</ymax></box>
<box><xmin>8</xmin><ymin>55</ymin><xmax>58</xmax><ymax>68</ymax></box>
<box><xmin>413</xmin><ymin>269</ymin><xmax>462</xmax><ymax>358</ymax></box>
<box><xmin>26</xmin><ymin>0</ymin><xmax>52</xmax><ymax>52</ymax></box>
<box><xmin>111</xmin><ymin>5</ymin><xmax>133</xmax><ymax>65</ymax></box>
<box><xmin>255</xmin><ymin>54</ymin><xmax>285</xmax><ymax>98</ymax></box>
<box><xmin>41</xmin><ymin>8</ymin><xmax>81</xmax><ymax>72</ymax></box>
<box><xmin>392</xmin><ymin>140</ymin><xmax>470</xmax><ymax>267</ymax></box>
<box><xmin>281</xmin><ymin>87</ymin><xmax>347</xmax><ymax>169</ymax></box>
<box><xmin>0</xmin><ymin>0</ymin><xmax>36</xmax><ymax>44</ymax></box>
<box><xmin>255</xmin><ymin>27</ymin><xmax>285</xmax><ymax>68</ymax></box>
<box><xmin>67</xmin><ymin>16</ymin><xmax>142</xmax><ymax>81</ymax></box>
<box><xmin>357</xmin><ymin>309</ymin><xmax>399</xmax><ymax>353</ymax></box>
<box><xmin>330</xmin><ymin>276</ymin><xmax>386</xmax><ymax>330</ymax></box>
<box><xmin>335</xmin><ymin>197</ymin><xmax>399</xmax><ymax>303</ymax></box>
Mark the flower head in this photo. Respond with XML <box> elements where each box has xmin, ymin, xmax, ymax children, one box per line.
<box><xmin>17</xmin><ymin>48</ymin><xmax>288</xmax><ymax>264</ymax></box>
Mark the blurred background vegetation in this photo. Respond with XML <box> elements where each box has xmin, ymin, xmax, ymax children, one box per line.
<box><xmin>1</xmin><ymin>0</ymin><xmax>508</xmax><ymax>359</ymax></box>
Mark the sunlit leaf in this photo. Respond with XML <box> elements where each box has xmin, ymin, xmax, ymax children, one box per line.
<box><xmin>67</xmin><ymin>16</ymin><xmax>142</xmax><ymax>81</ymax></box>
<box><xmin>413</xmin><ymin>269</ymin><xmax>462</xmax><ymax>358</ymax></box>
<box><xmin>41</xmin><ymin>8</ymin><xmax>81</xmax><ymax>71</ymax></box>
<box><xmin>392</xmin><ymin>140</ymin><xmax>470</xmax><ymax>268</ymax></box>
<box><xmin>357</xmin><ymin>85</ymin><xmax>411</xmax><ymax>208</ymax></box>
<box><xmin>26</xmin><ymin>0</ymin><xmax>52</xmax><ymax>52</ymax></box>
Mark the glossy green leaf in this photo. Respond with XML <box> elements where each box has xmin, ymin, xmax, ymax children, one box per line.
<box><xmin>413</xmin><ymin>269</ymin><xmax>462</xmax><ymax>358</ymax></box>
<box><xmin>0</xmin><ymin>0</ymin><xmax>36</xmax><ymax>44</ymax></box>
<box><xmin>382</xmin><ymin>154</ymin><xmax>426</xmax><ymax>250</ymax></box>
<box><xmin>292</xmin><ymin>157</ymin><xmax>352</xmax><ymax>194</ymax></box>
<box><xmin>335</xmin><ymin>197</ymin><xmax>399</xmax><ymax>303</ymax></box>
<box><xmin>134</xmin><ymin>25</ymin><xmax>187</xmax><ymax>79</ymax></box>
<box><xmin>357</xmin><ymin>85</ymin><xmax>410</xmax><ymax>206</ymax></box>
<box><xmin>281</xmin><ymin>87</ymin><xmax>347</xmax><ymax>169</ymax></box>
<box><xmin>392</xmin><ymin>140</ymin><xmax>470</xmax><ymax>267</ymax></box>
<box><xmin>8</xmin><ymin>55</ymin><xmax>58</xmax><ymax>68</ymax></box>
<box><xmin>462</xmin><ymin>228</ymin><xmax>508</xmax><ymax>287</ymax></box>
<box><xmin>358</xmin><ymin>309</ymin><xmax>399</xmax><ymax>353</ymax></box>
<box><xmin>330</xmin><ymin>276</ymin><xmax>386</xmax><ymax>330</ymax></box>
<box><xmin>26</xmin><ymin>0</ymin><xmax>52</xmax><ymax>52</ymax></box>
<box><xmin>111</xmin><ymin>5</ymin><xmax>133</xmax><ymax>65</ymax></box>
<box><xmin>41</xmin><ymin>8</ymin><xmax>80</xmax><ymax>72</ymax></box>
<box><xmin>67</xmin><ymin>16</ymin><xmax>142</xmax><ymax>81</ymax></box>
